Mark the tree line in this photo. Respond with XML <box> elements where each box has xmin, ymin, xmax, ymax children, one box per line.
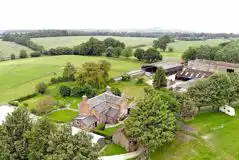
<box><xmin>10</xmin><ymin>37</ymin><xmax>163</xmax><ymax>63</ymax></box>
<box><xmin>182</xmin><ymin>40</ymin><xmax>239</xmax><ymax>63</ymax></box>
<box><xmin>3</xmin><ymin>29</ymin><xmax>239</xmax><ymax>39</ymax></box>
<box><xmin>2</xmin><ymin>34</ymin><xmax>44</xmax><ymax>51</ymax></box>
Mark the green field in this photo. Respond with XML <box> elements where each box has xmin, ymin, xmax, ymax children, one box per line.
<box><xmin>32</xmin><ymin>36</ymin><xmax>229</xmax><ymax>53</ymax></box>
<box><xmin>31</xmin><ymin>36</ymin><xmax>155</xmax><ymax>49</ymax></box>
<box><xmin>151</xmin><ymin>105</ymin><xmax>239</xmax><ymax>159</ymax></box>
<box><xmin>0</xmin><ymin>55</ymin><xmax>142</xmax><ymax>103</ymax></box>
<box><xmin>168</xmin><ymin>39</ymin><xmax>229</xmax><ymax>53</ymax></box>
<box><xmin>0</xmin><ymin>40</ymin><xmax>33</xmax><ymax>58</ymax></box>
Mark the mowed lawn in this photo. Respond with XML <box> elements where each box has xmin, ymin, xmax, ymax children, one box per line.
<box><xmin>0</xmin><ymin>39</ymin><xmax>33</xmax><ymax>58</ymax></box>
<box><xmin>151</xmin><ymin>105</ymin><xmax>239</xmax><ymax>159</ymax></box>
<box><xmin>0</xmin><ymin>55</ymin><xmax>142</xmax><ymax>103</ymax></box>
<box><xmin>31</xmin><ymin>36</ymin><xmax>156</xmax><ymax>49</ymax></box>
<box><xmin>100</xmin><ymin>144</ymin><xmax>127</xmax><ymax>156</ymax></box>
<box><xmin>48</xmin><ymin>110</ymin><xmax>78</xmax><ymax>123</ymax></box>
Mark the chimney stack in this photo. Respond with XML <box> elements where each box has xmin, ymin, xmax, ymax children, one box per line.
<box><xmin>82</xmin><ymin>95</ymin><xmax>87</xmax><ymax>102</ymax></box>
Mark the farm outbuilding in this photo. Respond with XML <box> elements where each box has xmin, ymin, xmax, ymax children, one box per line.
<box><xmin>176</xmin><ymin>68</ymin><xmax>213</xmax><ymax>81</ymax></box>
<box><xmin>188</xmin><ymin>59</ymin><xmax>239</xmax><ymax>73</ymax></box>
<box><xmin>141</xmin><ymin>62</ymin><xmax>183</xmax><ymax>75</ymax></box>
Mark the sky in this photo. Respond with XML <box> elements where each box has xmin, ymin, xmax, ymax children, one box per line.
<box><xmin>0</xmin><ymin>0</ymin><xmax>239</xmax><ymax>33</ymax></box>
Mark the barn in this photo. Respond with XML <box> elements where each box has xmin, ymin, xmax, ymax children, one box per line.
<box><xmin>141</xmin><ymin>62</ymin><xmax>183</xmax><ymax>75</ymax></box>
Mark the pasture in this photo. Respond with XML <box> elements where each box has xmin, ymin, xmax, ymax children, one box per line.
<box><xmin>31</xmin><ymin>36</ymin><xmax>155</xmax><ymax>49</ymax></box>
<box><xmin>32</xmin><ymin>36</ymin><xmax>229</xmax><ymax>53</ymax></box>
<box><xmin>168</xmin><ymin>39</ymin><xmax>229</xmax><ymax>53</ymax></box>
<box><xmin>0</xmin><ymin>55</ymin><xmax>142</xmax><ymax>103</ymax></box>
<box><xmin>151</xmin><ymin>104</ymin><xmax>239</xmax><ymax>159</ymax></box>
<box><xmin>0</xmin><ymin>39</ymin><xmax>33</xmax><ymax>58</ymax></box>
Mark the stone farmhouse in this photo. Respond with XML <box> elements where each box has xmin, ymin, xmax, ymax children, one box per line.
<box><xmin>73</xmin><ymin>86</ymin><xmax>129</xmax><ymax>131</ymax></box>
<box><xmin>188</xmin><ymin>59</ymin><xmax>239</xmax><ymax>73</ymax></box>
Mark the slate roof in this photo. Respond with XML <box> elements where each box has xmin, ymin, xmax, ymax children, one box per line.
<box><xmin>81</xmin><ymin>115</ymin><xmax>97</xmax><ymax>126</ymax></box>
<box><xmin>106</xmin><ymin>107</ymin><xmax>119</xmax><ymax>118</ymax></box>
<box><xmin>142</xmin><ymin>62</ymin><xmax>183</xmax><ymax>70</ymax></box>
<box><xmin>88</xmin><ymin>92</ymin><xmax>122</xmax><ymax>109</ymax></box>
<box><xmin>176</xmin><ymin>68</ymin><xmax>213</xmax><ymax>80</ymax></box>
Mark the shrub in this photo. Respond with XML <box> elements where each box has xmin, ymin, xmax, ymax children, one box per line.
<box><xmin>10</xmin><ymin>54</ymin><xmax>16</xmax><ymax>60</ymax></box>
<box><xmin>71</xmin><ymin>85</ymin><xmax>97</xmax><ymax>98</ymax></box>
<box><xmin>19</xmin><ymin>50</ymin><xmax>28</xmax><ymax>58</ymax></box>
<box><xmin>168</xmin><ymin>46</ymin><xmax>174</xmax><ymax>52</ymax></box>
<box><xmin>36</xmin><ymin>82</ymin><xmax>48</xmax><ymax>94</ymax></box>
<box><xmin>96</xmin><ymin>124</ymin><xmax>105</xmax><ymax>130</ymax></box>
<box><xmin>10</xmin><ymin>93</ymin><xmax>37</xmax><ymax>102</ymax></box>
<box><xmin>33</xmin><ymin>96</ymin><xmax>57</xmax><ymax>115</ymax></box>
<box><xmin>8</xmin><ymin>101</ymin><xmax>19</xmax><ymax>106</ymax></box>
<box><xmin>71</xmin><ymin>86</ymin><xmax>83</xmax><ymax>97</ymax></box>
<box><xmin>136</xmin><ymin>77</ymin><xmax>146</xmax><ymax>84</ymax></box>
<box><xmin>57</xmin><ymin>100</ymin><xmax>66</xmax><ymax>109</ymax></box>
<box><xmin>111</xmin><ymin>87</ymin><xmax>121</xmax><ymax>96</ymax></box>
<box><xmin>121</xmin><ymin>74</ymin><xmax>131</xmax><ymax>81</ymax></box>
<box><xmin>30</xmin><ymin>51</ymin><xmax>41</xmax><ymax>57</ymax></box>
<box><xmin>81</xmin><ymin>84</ymin><xmax>97</xmax><ymax>98</ymax></box>
<box><xmin>23</xmin><ymin>103</ymin><xmax>28</xmax><ymax>107</ymax></box>
<box><xmin>59</xmin><ymin>85</ymin><xmax>71</xmax><ymax>97</ymax></box>
<box><xmin>50</xmin><ymin>76</ymin><xmax>71</xmax><ymax>85</ymax></box>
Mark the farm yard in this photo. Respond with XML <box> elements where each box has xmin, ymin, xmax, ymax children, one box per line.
<box><xmin>0</xmin><ymin>39</ymin><xmax>33</xmax><ymax>58</ymax></box>
<box><xmin>0</xmin><ymin>55</ymin><xmax>142</xmax><ymax>103</ymax></box>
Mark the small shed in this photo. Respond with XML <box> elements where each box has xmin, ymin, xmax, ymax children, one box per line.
<box><xmin>112</xmin><ymin>128</ymin><xmax>138</xmax><ymax>152</ymax></box>
<box><xmin>72</xmin><ymin>126</ymin><xmax>105</xmax><ymax>148</ymax></box>
<box><xmin>141</xmin><ymin>62</ymin><xmax>183</xmax><ymax>75</ymax></box>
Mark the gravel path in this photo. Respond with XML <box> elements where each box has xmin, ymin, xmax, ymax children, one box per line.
<box><xmin>99</xmin><ymin>148</ymin><xmax>145</xmax><ymax>160</ymax></box>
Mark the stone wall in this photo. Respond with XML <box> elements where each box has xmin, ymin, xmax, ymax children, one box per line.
<box><xmin>112</xmin><ymin>129</ymin><xmax>137</xmax><ymax>152</ymax></box>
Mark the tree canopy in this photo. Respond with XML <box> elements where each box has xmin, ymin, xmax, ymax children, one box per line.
<box><xmin>153</xmin><ymin>67</ymin><xmax>167</xmax><ymax>89</ymax></box>
<box><xmin>143</xmin><ymin>47</ymin><xmax>162</xmax><ymax>63</ymax></box>
<box><xmin>0</xmin><ymin>107</ymin><xmax>99</xmax><ymax>160</ymax></box>
<box><xmin>187</xmin><ymin>73</ymin><xmax>239</xmax><ymax>111</ymax></box>
<box><xmin>182</xmin><ymin>40</ymin><xmax>239</xmax><ymax>63</ymax></box>
<box><xmin>62</xmin><ymin>62</ymin><xmax>76</xmax><ymax>81</ymax></box>
<box><xmin>124</xmin><ymin>89</ymin><xmax>178</xmax><ymax>152</ymax></box>
<box><xmin>153</xmin><ymin>35</ymin><xmax>173</xmax><ymax>52</ymax></box>
<box><xmin>76</xmin><ymin>60</ymin><xmax>111</xmax><ymax>88</ymax></box>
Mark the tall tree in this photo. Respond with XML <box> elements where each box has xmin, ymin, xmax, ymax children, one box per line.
<box><xmin>46</xmin><ymin>125</ymin><xmax>99</xmax><ymax>160</ymax></box>
<box><xmin>76</xmin><ymin>61</ymin><xmax>111</xmax><ymax>88</ymax></box>
<box><xmin>0</xmin><ymin>107</ymin><xmax>32</xmax><ymax>160</ymax></box>
<box><xmin>153</xmin><ymin>67</ymin><xmax>167</xmax><ymax>88</ymax></box>
<box><xmin>62</xmin><ymin>62</ymin><xmax>76</xmax><ymax>81</ymax></box>
<box><xmin>122</xmin><ymin>47</ymin><xmax>133</xmax><ymax>58</ymax></box>
<box><xmin>124</xmin><ymin>89</ymin><xmax>177</xmax><ymax>152</ymax></box>
<box><xmin>134</xmin><ymin>48</ymin><xmax>145</xmax><ymax>60</ymax></box>
<box><xmin>27</xmin><ymin>118</ymin><xmax>56</xmax><ymax>160</ymax></box>
<box><xmin>143</xmin><ymin>47</ymin><xmax>162</xmax><ymax>62</ymax></box>
<box><xmin>153</xmin><ymin>35</ymin><xmax>172</xmax><ymax>52</ymax></box>
<box><xmin>176</xmin><ymin>93</ymin><xmax>198</xmax><ymax>119</ymax></box>
<box><xmin>187</xmin><ymin>73</ymin><xmax>237</xmax><ymax>111</ymax></box>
